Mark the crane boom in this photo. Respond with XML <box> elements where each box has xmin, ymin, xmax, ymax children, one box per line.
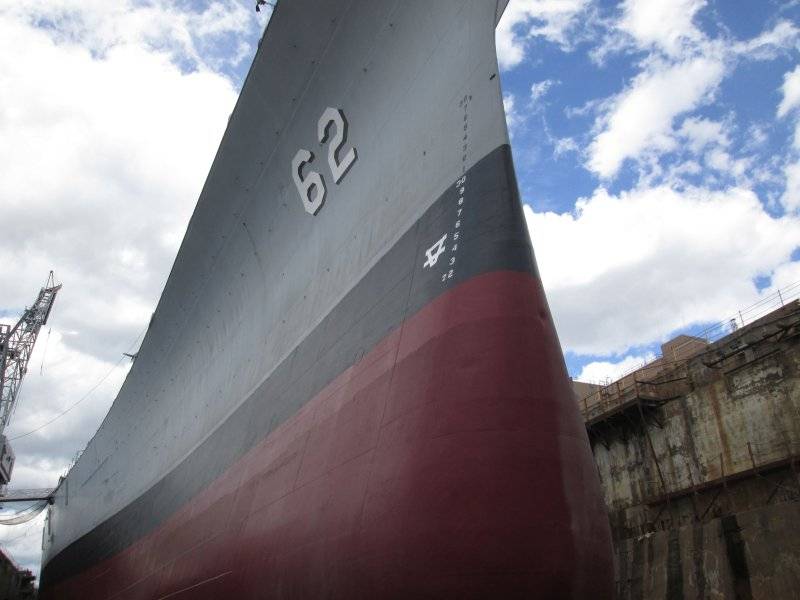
<box><xmin>0</xmin><ymin>272</ymin><xmax>61</xmax><ymax>484</ymax></box>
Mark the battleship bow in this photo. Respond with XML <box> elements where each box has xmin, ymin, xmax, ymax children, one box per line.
<box><xmin>40</xmin><ymin>1</ymin><xmax>613</xmax><ymax>597</ymax></box>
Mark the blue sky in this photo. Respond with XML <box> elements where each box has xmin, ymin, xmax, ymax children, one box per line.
<box><xmin>501</xmin><ymin>1</ymin><xmax>799</xmax><ymax>210</ymax></box>
<box><xmin>0</xmin><ymin>0</ymin><xmax>799</xmax><ymax>575</ymax></box>
<box><xmin>492</xmin><ymin>0</ymin><xmax>800</xmax><ymax>380</ymax></box>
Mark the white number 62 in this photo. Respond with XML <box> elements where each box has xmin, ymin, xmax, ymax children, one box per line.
<box><xmin>292</xmin><ymin>107</ymin><xmax>358</xmax><ymax>215</ymax></box>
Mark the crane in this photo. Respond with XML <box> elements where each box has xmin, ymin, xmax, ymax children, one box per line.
<box><xmin>0</xmin><ymin>272</ymin><xmax>61</xmax><ymax>485</ymax></box>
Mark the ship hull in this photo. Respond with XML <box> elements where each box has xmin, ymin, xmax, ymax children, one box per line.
<box><xmin>41</xmin><ymin>146</ymin><xmax>612</xmax><ymax>598</ymax></box>
<box><xmin>44</xmin><ymin>274</ymin><xmax>612</xmax><ymax>599</ymax></box>
<box><xmin>41</xmin><ymin>0</ymin><xmax>613</xmax><ymax>596</ymax></box>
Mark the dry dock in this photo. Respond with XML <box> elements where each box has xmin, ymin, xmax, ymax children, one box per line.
<box><xmin>576</xmin><ymin>299</ymin><xmax>800</xmax><ymax>599</ymax></box>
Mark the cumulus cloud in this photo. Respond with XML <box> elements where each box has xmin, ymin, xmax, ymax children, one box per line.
<box><xmin>733</xmin><ymin>20</ymin><xmax>800</xmax><ymax>62</ymax></box>
<box><xmin>503</xmin><ymin>92</ymin><xmax>523</xmax><ymax>138</ymax></box>
<box><xmin>5</xmin><ymin>331</ymin><xmax>132</xmax><ymax>469</ymax></box>
<box><xmin>778</xmin><ymin>65</ymin><xmax>800</xmax><ymax>118</ymax></box>
<box><xmin>678</xmin><ymin>117</ymin><xmax>730</xmax><ymax>154</ymax></box>
<box><xmin>0</xmin><ymin>513</ymin><xmax>48</xmax><ymax>578</ymax></box>
<box><xmin>0</xmin><ymin>19</ymin><xmax>239</xmax><ymax>359</ymax></box>
<box><xmin>782</xmin><ymin>162</ymin><xmax>800</xmax><ymax>212</ymax></box>
<box><xmin>777</xmin><ymin>66</ymin><xmax>800</xmax><ymax>212</ymax></box>
<box><xmin>765</xmin><ymin>259</ymin><xmax>800</xmax><ymax>292</ymax></box>
<box><xmin>703</xmin><ymin>148</ymin><xmax>750</xmax><ymax>181</ymax></box>
<box><xmin>525</xmin><ymin>185</ymin><xmax>800</xmax><ymax>355</ymax></box>
<box><xmin>585</xmin><ymin>0</ymin><xmax>799</xmax><ymax>183</ymax></box>
<box><xmin>1</xmin><ymin>0</ymin><xmax>260</xmax><ymax>74</ymax></box>
<box><xmin>600</xmin><ymin>0</ymin><xmax>796</xmax><ymax>63</ymax></box>
<box><xmin>530</xmin><ymin>78</ymin><xmax>558</xmax><ymax>102</ymax></box>
<box><xmin>0</xmin><ymin>0</ymin><xmax>263</xmax><ymax>575</ymax></box>
<box><xmin>577</xmin><ymin>352</ymin><xmax>656</xmax><ymax>384</ymax></box>
<box><xmin>0</xmin><ymin>321</ymin><xmax>134</xmax><ymax>576</ymax></box>
<box><xmin>587</xmin><ymin>56</ymin><xmax>725</xmax><ymax>178</ymax></box>
<box><xmin>496</xmin><ymin>0</ymin><xmax>590</xmax><ymax>70</ymax></box>
<box><xmin>618</xmin><ymin>0</ymin><xmax>706</xmax><ymax>57</ymax></box>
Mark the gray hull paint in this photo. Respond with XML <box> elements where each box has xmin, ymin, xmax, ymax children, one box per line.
<box><xmin>41</xmin><ymin>144</ymin><xmax>540</xmax><ymax>589</ymax></box>
<box><xmin>43</xmin><ymin>0</ymin><xmax>509</xmax><ymax>566</ymax></box>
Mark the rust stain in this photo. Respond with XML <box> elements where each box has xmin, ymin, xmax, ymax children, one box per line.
<box><xmin>706</xmin><ymin>382</ymin><xmax>732</xmax><ymax>474</ymax></box>
<box><xmin>677</xmin><ymin>398</ymin><xmax>701</xmax><ymax>479</ymax></box>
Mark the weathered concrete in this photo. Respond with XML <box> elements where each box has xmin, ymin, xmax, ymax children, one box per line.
<box><xmin>616</xmin><ymin>503</ymin><xmax>800</xmax><ymax>599</ymax></box>
<box><xmin>576</xmin><ymin>300</ymin><xmax>800</xmax><ymax>599</ymax></box>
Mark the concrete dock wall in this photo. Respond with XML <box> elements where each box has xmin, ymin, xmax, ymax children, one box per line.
<box><xmin>577</xmin><ymin>301</ymin><xmax>800</xmax><ymax>598</ymax></box>
<box><xmin>616</xmin><ymin>503</ymin><xmax>800</xmax><ymax>599</ymax></box>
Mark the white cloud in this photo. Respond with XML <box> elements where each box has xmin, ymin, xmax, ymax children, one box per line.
<box><xmin>0</xmin><ymin>513</ymin><xmax>47</xmax><ymax>579</ymax></box>
<box><xmin>744</xmin><ymin>123</ymin><xmax>769</xmax><ymax>150</ymax></box>
<box><xmin>678</xmin><ymin>117</ymin><xmax>730</xmax><ymax>153</ymax></box>
<box><xmin>577</xmin><ymin>352</ymin><xmax>656</xmax><ymax>384</ymax></box>
<box><xmin>1</xmin><ymin>0</ymin><xmax>262</xmax><ymax>73</ymax></box>
<box><xmin>607</xmin><ymin>3</ymin><xmax>796</xmax><ymax>63</ymax></box>
<box><xmin>531</xmin><ymin>78</ymin><xmax>558</xmax><ymax>102</ymax></box>
<box><xmin>734</xmin><ymin>20</ymin><xmax>800</xmax><ymax>61</ymax></box>
<box><xmin>765</xmin><ymin>259</ymin><xmax>800</xmax><ymax>293</ymax></box>
<box><xmin>586</xmin><ymin>5</ymin><xmax>798</xmax><ymax>184</ymax></box>
<box><xmin>3</xmin><ymin>330</ymin><xmax>132</xmax><ymax>495</ymax></box>
<box><xmin>704</xmin><ymin>148</ymin><xmax>750</xmax><ymax>180</ymax></box>
<box><xmin>0</xmin><ymin>22</ymin><xmax>239</xmax><ymax>356</ymax></box>
<box><xmin>777</xmin><ymin>67</ymin><xmax>800</xmax><ymax>212</ymax></box>
<box><xmin>503</xmin><ymin>92</ymin><xmax>523</xmax><ymax>138</ymax></box>
<box><xmin>554</xmin><ymin>136</ymin><xmax>579</xmax><ymax>156</ymax></box>
<box><xmin>496</xmin><ymin>0</ymin><xmax>589</xmax><ymax>70</ymax></box>
<box><xmin>618</xmin><ymin>0</ymin><xmax>706</xmax><ymax>56</ymax></box>
<box><xmin>0</xmin><ymin>4</ymin><xmax>241</xmax><ymax>349</ymax></box>
<box><xmin>0</xmin><ymin>1</ymin><xmax>259</xmax><ymax>576</ymax></box>
<box><xmin>0</xmin><ymin>325</ymin><xmax>133</xmax><ymax>577</ymax></box>
<box><xmin>587</xmin><ymin>56</ymin><xmax>725</xmax><ymax>178</ymax></box>
<box><xmin>778</xmin><ymin>65</ymin><xmax>800</xmax><ymax>119</ymax></box>
<box><xmin>525</xmin><ymin>184</ymin><xmax>800</xmax><ymax>355</ymax></box>
<box><xmin>782</xmin><ymin>161</ymin><xmax>800</xmax><ymax>212</ymax></box>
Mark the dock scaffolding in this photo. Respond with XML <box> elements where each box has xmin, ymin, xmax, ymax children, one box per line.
<box><xmin>575</xmin><ymin>284</ymin><xmax>800</xmax><ymax>538</ymax></box>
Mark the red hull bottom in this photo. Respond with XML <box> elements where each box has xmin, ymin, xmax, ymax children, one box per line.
<box><xmin>43</xmin><ymin>272</ymin><xmax>613</xmax><ymax>599</ymax></box>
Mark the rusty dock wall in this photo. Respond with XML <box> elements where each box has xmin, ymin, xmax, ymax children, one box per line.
<box><xmin>577</xmin><ymin>300</ymin><xmax>800</xmax><ymax>599</ymax></box>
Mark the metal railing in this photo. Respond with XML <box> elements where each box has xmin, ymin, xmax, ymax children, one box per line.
<box><xmin>581</xmin><ymin>380</ymin><xmax>654</xmax><ymax>422</ymax></box>
<box><xmin>578</xmin><ymin>281</ymin><xmax>800</xmax><ymax>420</ymax></box>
